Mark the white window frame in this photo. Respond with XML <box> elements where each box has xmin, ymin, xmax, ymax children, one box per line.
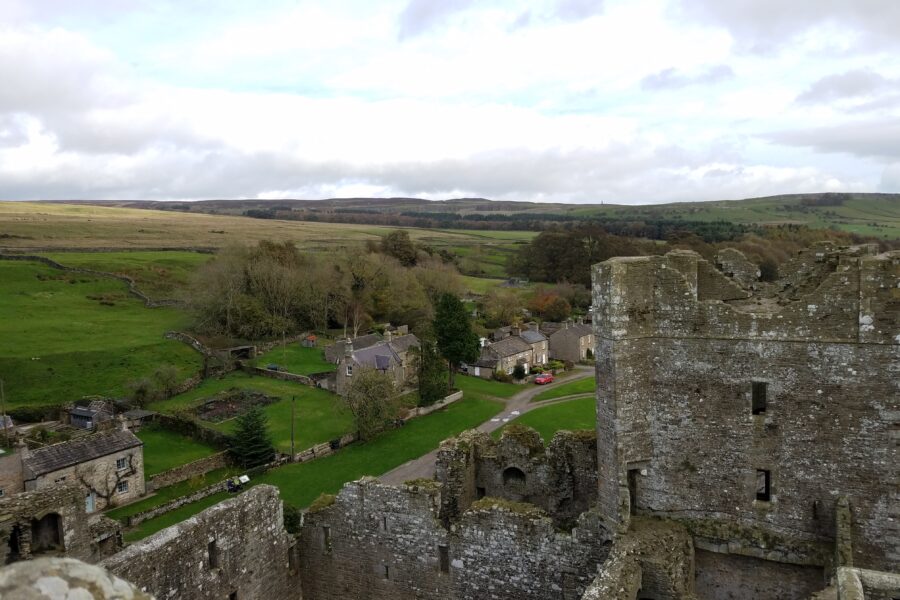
<box><xmin>116</xmin><ymin>457</ymin><xmax>128</xmax><ymax>471</ymax></box>
<box><xmin>116</xmin><ymin>480</ymin><xmax>129</xmax><ymax>494</ymax></box>
<box><xmin>346</xmin><ymin>365</ymin><xmax>353</xmax><ymax>376</ymax></box>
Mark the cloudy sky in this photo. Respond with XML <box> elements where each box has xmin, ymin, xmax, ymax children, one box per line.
<box><xmin>1</xmin><ymin>0</ymin><xmax>898</xmax><ymax>203</ymax></box>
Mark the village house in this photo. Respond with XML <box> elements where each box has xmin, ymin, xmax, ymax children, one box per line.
<box><xmin>324</xmin><ymin>333</ymin><xmax>384</xmax><ymax>364</ymax></box>
<box><xmin>334</xmin><ymin>330</ymin><xmax>420</xmax><ymax>396</ymax></box>
<box><xmin>547</xmin><ymin>321</ymin><xmax>594</xmax><ymax>363</ymax></box>
<box><xmin>0</xmin><ymin>424</ymin><xmax>144</xmax><ymax>513</ymax></box>
<box><xmin>468</xmin><ymin>325</ymin><xmax>548</xmax><ymax>379</ymax></box>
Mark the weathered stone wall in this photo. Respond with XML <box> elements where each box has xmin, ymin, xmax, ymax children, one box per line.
<box><xmin>102</xmin><ymin>485</ymin><xmax>298</xmax><ymax>600</ymax></box>
<box><xmin>435</xmin><ymin>427</ymin><xmax>597</xmax><ymax>528</ymax></box>
<box><xmin>592</xmin><ymin>247</ymin><xmax>899</xmax><ymax>572</ymax></box>
<box><xmin>299</xmin><ymin>477</ymin><xmax>611</xmax><ymax>600</ymax></box>
<box><xmin>694</xmin><ymin>550</ymin><xmax>824</xmax><ymax>600</ymax></box>
<box><xmin>0</xmin><ymin>484</ymin><xmax>93</xmax><ymax>564</ymax></box>
<box><xmin>582</xmin><ymin>517</ymin><xmax>696</xmax><ymax>600</ymax></box>
<box><xmin>714</xmin><ymin>248</ymin><xmax>760</xmax><ymax>289</ymax></box>
<box><xmin>147</xmin><ymin>451</ymin><xmax>229</xmax><ymax>490</ymax></box>
<box><xmin>240</xmin><ymin>364</ymin><xmax>316</xmax><ymax>386</ymax></box>
<box><xmin>0</xmin><ymin>452</ymin><xmax>24</xmax><ymax>498</ymax></box>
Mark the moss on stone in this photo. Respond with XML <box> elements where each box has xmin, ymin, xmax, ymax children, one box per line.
<box><xmin>499</xmin><ymin>424</ymin><xmax>545</xmax><ymax>455</ymax></box>
<box><xmin>404</xmin><ymin>478</ymin><xmax>441</xmax><ymax>493</ymax></box>
<box><xmin>307</xmin><ymin>493</ymin><xmax>336</xmax><ymax>514</ymax></box>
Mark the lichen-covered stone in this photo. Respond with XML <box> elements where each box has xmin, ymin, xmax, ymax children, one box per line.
<box><xmin>0</xmin><ymin>557</ymin><xmax>153</xmax><ymax>599</ymax></box>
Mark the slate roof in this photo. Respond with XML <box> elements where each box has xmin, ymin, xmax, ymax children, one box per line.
<box><xmin>122</xmin><ymin>409</ymin><xmax>156</xmax><ymax>419</ymax></box>
<box><xmin>487</xmin><ymin>335</ymin><xmax>532</xmax><ymax>358</ymax></box>
<box><xmin>325</xmin><ymin>334</ymin><xmax>383</xmax><ymax>363</ymax></box>
<box><xmin>351</xmin><ymin>343</ymin><xmax>401</xmax><ymax>371</ymax></box>
<box><xmin>519</xmin><ymin>329</ymin><xmax>547</xmax><ymax>344</ymax></box>
<box><xmin>23</xmin><ymin>429</ymin><xmax>143</xmax><ymax>479</ymax></box>
<box><xmin>549</xmin><ymin>323</ymin><xmax>593</xmax><ymax>342</ymax></box>
<box><xmin>387</xmin><ymin>334</ymin><xmax>419</xmax><ymax>354</ymax></box>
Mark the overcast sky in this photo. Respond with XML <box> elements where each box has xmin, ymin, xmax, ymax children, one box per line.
<box><xmin>1</xmin><ymin>0</ymin><xmax>898</xmax><ymax>203</ymax></box>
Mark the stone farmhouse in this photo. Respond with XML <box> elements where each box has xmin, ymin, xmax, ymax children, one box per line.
<box><xmin>0</xmin><ymin>426</ymin><xmax>144</xmax><ymax>513</ymax></box>
<box><xmin>468</xmin><ymin>324</ymin><xmax>549</xmax><ymax>378</ymax></box>
<box><xmin>0</xmin><ymin>243</ymin><xmax>897</xmax><ymax>600</ymax></box>
<box><xmin>333</xmin><ymin>330</ymin><xmax>420</xmax><ymax>396</ymax></box>
<box><xmin>547</xmin><ymin>320</ymin><xmax>594</xmax><ymax>362</ymax></box>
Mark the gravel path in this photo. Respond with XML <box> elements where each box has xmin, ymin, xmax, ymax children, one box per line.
<box><xmin>378</xmin><ymin>366</ymin><xmax>595</xmax><ymax>485</ymax></box>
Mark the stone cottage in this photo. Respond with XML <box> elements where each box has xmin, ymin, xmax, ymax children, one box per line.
<box><xmin>468</xmin><ymin>325</ymin><xmax>548</xmax><ymax>378</ymax></box>
<box><xmin>0</xmin><ymin>426</ymin><xmax>145</xmax><ymax>513</ymax></box>
<box><xmin>548</xmin><ymin>321</ymin><xmax>594</xmax><ymax>363</ymax></box>
<box><xmin>334</xmin><ymin>331</ymin><xmax>420</xmax><ymax>396</ymax></box>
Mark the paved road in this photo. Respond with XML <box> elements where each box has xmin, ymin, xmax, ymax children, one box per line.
<box><xmin>379</xmin><ymin>366</ymin><xmax>595</xmax><ymax>485</ymax></box>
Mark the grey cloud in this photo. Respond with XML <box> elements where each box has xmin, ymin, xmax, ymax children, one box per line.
<box><xmin>796</xmin><ymin>69</ymin><xmax>893</xmax><ymax>104</ymax></box>
<box><xmin>879</xmin><ymin>163</ymin><xmax>900</xmax><ymax>191</ymax></box>
<box><xmin>768</xmin><ymin>118</ymin><xmax>900</xmax><ymax>160</ymax></box>
<box><xmin>397</xmin><ymin>0</ymin><xmax>475</xmax><ymax>40</ymax></box>
<box><xmin>641</xmin><ymin>64</ymin><xmax>734</xmax><ymax>90</ymax></box>
<box><xmin>553</xmin><ymin>0</ymin><xmax>604</xmax><ymax>21</ymax></box>
<box><xmin>674</xmin><ymin>0</ymin><xmax>900</xmax><ymax>52</ymax></box>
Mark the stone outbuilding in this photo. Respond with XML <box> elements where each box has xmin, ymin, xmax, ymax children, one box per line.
<box><xmin>548</xmin><ymin>321</ymin><xmax>594</xmax><ymax>363</ymax></box>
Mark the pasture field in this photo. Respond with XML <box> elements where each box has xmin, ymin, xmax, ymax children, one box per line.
<box><xmin>0</xmin><ymin>259</ymin><xmax>200</xmax><ymax>410</ymax></box>
<box><xmin>136</xmin><ymin>425</ymin><xmax>220</xmax><ymax>476</ymax></box>
<box><xmin>147</xmin><ymin>372</ymin><xmax>354</xmax><ymax>453</ymax></box>
<box><xmin>41</xmin><ymin>251</ymin><xmax>211</xmax><ymax>299</ymax></box>
<box><xmin>494</xmin><ymin>396</ymin><xmax>596</xmax><ymax>442</ymax></box>
<box><xmin>106</xmin><ymin>466</ymin><xmax>239</xmax><ymax>522</ymax></box>
<box><xmin>253</xmin><ymin>344</ymin><xmax>335</xmax><ymax>376</ymax></box>
<box><xmin>531</xmin><ymin>377</ymin><xmax>596</xmax><ymax>403</ymax></box>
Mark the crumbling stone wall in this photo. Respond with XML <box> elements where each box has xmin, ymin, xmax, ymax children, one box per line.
<box><xmin>715</xmin><ymin>248</ymin><xmax>761</xmax><ymax>289</ymax></box>
<box><xmin>435</xmin><ymin>427</ymin><xmax>597</xmax><ymax>528</ymax></box>
<box><xmin>592</xmin><ymin>246</ymin><xmax>899</xmax><ymax>575</ymax></box>
<box><xmin>147</xmin><ymin>451</ymin><xmax>229</xmax><ymax>490</ymax></box>
<box><xmin>0</xmin><ymin>484</ymin><xmax>93</xmax><ymax>564</ymax></box>
<box><xmin>102</xmin><ymin>485</ymin><xmax>298</xmax><ymax>600</ymax></box>
<box><xmin>693</xmin><ymin>550</ymin><xmax>824</xmax><ymax>600</ymax></box>
<box><xmin>300</xmin><ymin>477</ymin><xmax>611</xmax><ymax>600</ymax></box>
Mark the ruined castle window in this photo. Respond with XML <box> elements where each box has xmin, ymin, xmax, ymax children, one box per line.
<box><xmin>756</xmin><ymin>469</ymin><xmax>771</xmax><ymax>502</ymax></box>
<box><xmin>752</xmin><ymin>381</ymin><xmax>767</xmax><ymax>414</ymax></box>
<box><xmin>208</xmin><ymin>540</ymin><xmax>219</xmax><ymax>569</ymax></box>
<box><xmin>322</xmin><ymin>526</ymin><xmax>331</xmax><ymax>552</ymax></box>
<box><xmin>382</xmin><ymin>564</ymin><xmax>390</xmax><ymax>580</ymax></box>
<box><xmin>381</xmin><ymin>515</ymin><xmax>389</xmax><ymax>532</ymax></box>
<box><xmin>476</xmin><ymin>486</ymin><xmax>486</xmax><ymax>499</ymax></box>
<box><xmin>228</xmin><ymin>592</ymin><xmax>237</xmax><ymax>600</ymax></box>
<box><xmin>439</xmin><ymin>545</ymin><xmax>449</xmax><ymax>573</ymax></box>
<box><xmin>627</xmin><ymin>469</ymin><xmax>639</xmax><ymax>515</ymax></box>
<box><xmin>503</xmin><ymin>466</ymin><xmax>526</xmax><ymax>487</ymax></box>
<box><xmin>31</xmin><ymin>513</ymin><xmax>63</xmax><ymax>553</ymax></box>
<box><xmin>288</xmin><ymin>544</ymin><xmax>298</xmax><ymax>572</ymax></box>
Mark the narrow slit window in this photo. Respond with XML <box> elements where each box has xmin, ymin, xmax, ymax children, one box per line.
<box><xmin>756</xmin><ymin>469</ymin><xmax>771</xmax><ymax>502</ymax></box>
<box><xmin>322</xmin><ymin>526</ymin><xmax>331</xmax><ymax>552</ymax></box>
<box><xmin>438</xmin><ymin>545</ymin><xmax>450</xmax><ymax>573</ymax></box>
<box><xmin>382</xmin><ymin>564</ymin><xmax>390</xmax><ymax>580</ymax></box>
<box><xmin>752</xmin><ymin>381</ymin><xmax>767</xmax><ymax>414</ymax></box>
<box><xmin>382</xmin><ymin>516</ymin><xmax>388</xmax><ymax>532</ymax></box>
<box><xmin>208</xmin><ymin>540</ymin><xmax>219</xmax><ymax>569</ymax></box>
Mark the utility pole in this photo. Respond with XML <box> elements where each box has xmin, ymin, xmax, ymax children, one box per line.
<box><xmin>290</xmin><ymin>395</ymin><xmax>296</xmax><ymax>461</ymax></box>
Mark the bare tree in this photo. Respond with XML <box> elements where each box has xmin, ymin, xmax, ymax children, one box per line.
<box><xmin>75</xmin><ymin>455</ymin><xmax>137</xmax><ymax>508</ymax></box>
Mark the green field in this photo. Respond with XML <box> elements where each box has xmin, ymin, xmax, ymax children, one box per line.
<box><xmin>42</xmin><ymin>251</ymin><xmax>211</xmax><ymax>299</ymax></box>
<box><xmin>147</xmin><ymin>372</ymin><xmax>354</xmax><ymax>453</ymax></box>
<box><xmin>531</xmin><ymin>377</ymin><xmax>596</xmax><ymax>403</ymax></box>
<box><xmin>136</xmin><ymin>425</ymin><xmax>220</xmax><ymax>476</ymax></box>
<box><xmin>126</xmin><ymin>394</ymin><xmax>504</xmax><ymax>539</ymax></box>
<box><xmin>0</xmin><ymin>260</ymin><xmax>201</xmax><ymax>409</ymax></box>
<box><xmin>495</xmin><ymin>396</ymin><xmax>596</xmax><ymax>443</ymax></box>
<box><xmin>253</xmin><ymin>344</ymin><xmax>335</xmax><ymax>376</ymax></box>
<box><xmin>454</xmin><ymin>374</ymin><xmax>520</xmax><ymax>399</ymax></box>
<box><xmin>106</xmin><ymin>466</ymin><xmax>238</xmax><ymax>521</ymax></box>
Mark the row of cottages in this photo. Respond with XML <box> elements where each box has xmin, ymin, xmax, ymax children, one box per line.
<box><xmin>326</xmin><ymin>328</ymin><xmax>421</xmax><ymax>396</ymax></box>
<box><xmin>0</xmin><ymin>423</ymin><xmax>145</xmax><ymax>513</ymax></box>
<box><xmin>467</xmin><ymin>325</ymin><xmax>549</xmax><ymax>378</ymax></box>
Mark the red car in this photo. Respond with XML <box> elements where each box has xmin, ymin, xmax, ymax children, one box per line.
<box><xmin>534</xmin><ymin>373</ymin><xmax>554</xmax><ymax>385</ymax></box>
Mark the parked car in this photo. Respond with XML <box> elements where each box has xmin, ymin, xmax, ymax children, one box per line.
<box><xmin>534</xmin><ymin>373</ymin><xmax>554</xmax><ymax>385</ymax></box>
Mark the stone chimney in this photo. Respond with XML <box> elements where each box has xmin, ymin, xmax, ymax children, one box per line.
<box><xmin>511</xmin><ymin>325</ymin><xmax>521</xmax><ymax>337</ymax></box>
<box><xmin>117</xmin><ymin>413</ymin><xmax>129</xmax><ymax>432</ymax></box>
<box><xmin>15</xmin><ymin>436</ymin><xmax>29</xmax><ymax>460</ymax></box>
<box><xmin>384</xmin><ymin>330</ymin><xmax>393</xmax><ymax>343</ymax></box>
<box><xmin>527</xmin><ymin>322</ymin><xmax>538</xmax><ymax>332</ymax></box>
<box><xmin>396</xmin><ymin>325</ymin><xmax>408</xmax><ymax>335</ymax></box>
<box><xmin>564</xmin><ymin>320</ymin><xmax>570</xmax><ymax>330</ymax></box>
<box><xmin>344</xmin><ymin>338</ymin><xmax>353</xmax><ymax>359</ymax></box>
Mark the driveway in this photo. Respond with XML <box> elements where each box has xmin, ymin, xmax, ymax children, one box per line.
<box><xmin>378</xmin><ymin>366</ymin><xmax>595</xmax><ymax>485</ymax></box>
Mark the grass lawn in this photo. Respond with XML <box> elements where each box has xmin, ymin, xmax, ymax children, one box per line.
<box><xmin>126</xmin><ymin>394</ymin><xmax>504</xmax><ymax>540</ymax></box>
<box><xmin>454</xmin><ymin>374</ymin><xmax>520</xmax><ymax>399</ymax></box>
<box><xmin>253</xmin><ymin>344</ymin><xmax>334</xmax><ymax>375</ymax></box>
<box><xmin>531</xmin><ymin>377</ymin><xmax>596</xmax><ymax>403</ymax></box>
<box><xmin>106</xmin><ymin>466</ymin><xmax>239</xmax><ymax>521</ymax></box>
<box><xmin>136</xmin><ymin>425</ymin><xmax>220</xmax><ymax>477</ymax></box>
<box><xmin>147</xmin><ymin>372</ymin><xmax>354</xmax><ymax>453</ymax></box>
<box><xmin>461</xmin><ymin>275</ymin><xmax>506</xmax><ymax>295</ymax></box>
<box><xmin>42</xmin><ymin>251</ymin><xmax>210</xmax><ymax>299</ymax></box>
<box><xmin>494</xmin><ymin>396</ymin><xmax>596</xmax><ymax>443</ymax></box>
<box><xmin>0</xmin><ymin>260</ymin><xmax>201</xmax><ymax>409</ymax></box>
